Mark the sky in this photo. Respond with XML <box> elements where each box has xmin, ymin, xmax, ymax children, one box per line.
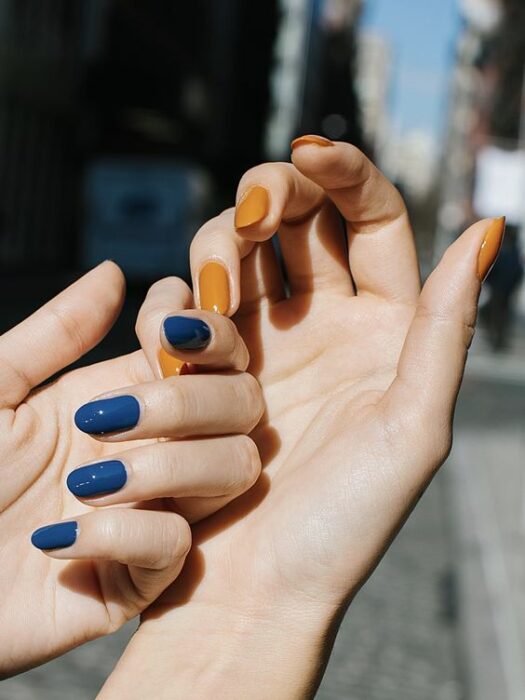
<box><xmin>362</xmin><ymin>0</ymin><xmax>461</xmax><ymax>143</ymax></box>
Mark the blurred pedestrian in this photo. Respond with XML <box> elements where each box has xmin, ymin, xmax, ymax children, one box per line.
<box><xmin>483</xmin><ymin>223</ymin><xmax>524</xmax><ymax>350</ymax></box>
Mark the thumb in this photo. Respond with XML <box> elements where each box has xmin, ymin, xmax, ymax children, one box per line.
<box><xmin>0</xmin><ymin>261</ymin><xmax>126</xmax><ymax>408</ymax></box>
<box><xmin>385</xmin><ymin>217</ymin><xmax>505</xmax><ymax>431</ymax></box>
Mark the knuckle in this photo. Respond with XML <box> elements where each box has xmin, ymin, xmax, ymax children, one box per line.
<box><xmin>171</xmin><ymin>515</ymin><xmax>192</xmax><ymax>559</ymax></box>
<box><xmin>416</xmin><ymin>300</ymin><xmax>477</xmax><ymax>349</ymax></box>
<box><xmin>239</xmin><ymin>373</ymin><xmax>265</xmax><ymax>428</ymax></box>
<box><xmin>145</xmin><ymin>515</ymin><xmax>191</xmax><ymax>570</ymax></box>
<box><xmin>213</xmin><ymin>315</ymin><xmax>238</xmax><ymax>356</ymax></box>
<box><xmin>136</xmin><ymin>277</ymin><xmax>191</xmax><ymax>337</ymax></box>
<box><xmin>234</xmin><ymin>435</ymin><xmax>262</xmax><ymax>488</ymax></box>
<box><xmin>165</xmin><ymin>378</ymin><xmax>189</xmax><ymax>426</ymax></box>
<box><xmin>48</xmin><ymin>304</ymin><xmax>90</xmax><ymax>358</ymax></box>
<box><xmin>426</xmin><ymin>425</ymin><xmax>453</xmax><ymax>469</ymax></box>
<box><xmin>97</xmin><ymin>511</ymin><xmax>125</xmax><ymax>555</ymax></box>
<box><xmin>190</xmin><ymin>214</ymin><xmax>231</xmax><ymax>257</ymax></box>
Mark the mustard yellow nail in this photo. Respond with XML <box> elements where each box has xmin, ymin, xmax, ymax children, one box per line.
<box><xmin>291</xmin><ymin>134</ymin><xmax>334</xmax><ymax>150</ymax></box>
<box><xmin>158</xmin><ymin>349</ymin><xmax>185</xmax><ymax>378</ymax></box>
<box><xmin>478</xmin><ymin>217</ymin><xmax>506</xmax><ymax>281</ymax></box>
<box><xmin>234</xmin><ymin>185</ymin><xmax>270</xmax><ymax>229</ymax></box>
<box><xmin>199</xmin><ymin>261</ymin><xmax>230</xmax><ymax>314</ymax></box>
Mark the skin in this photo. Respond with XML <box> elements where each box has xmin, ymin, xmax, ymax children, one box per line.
<box><xmin>100</xmin><ymin>143</ymin><xmax>498</xmax><ymax>699</ymax></box>
<box><xmin>0</xmin><ymin>263</ymin><xmax>262</xmax><ymax>678</ymax></box>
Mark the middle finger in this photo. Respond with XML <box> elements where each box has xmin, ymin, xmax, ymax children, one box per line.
<box><xmin>74</xmin><ymin>373</ymin><xmax>264</xmax><ymax>441</ymax></box>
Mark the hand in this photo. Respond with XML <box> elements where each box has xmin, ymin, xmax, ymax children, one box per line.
<box><xmin>0</xmin><ymin>263</ymin><xmax>263</xmax><ymax>677</ymax></box>
<box><xmin>101</xmin><ymin>140</ymin><xmax>505</xmax><ymax>699</ymax></box>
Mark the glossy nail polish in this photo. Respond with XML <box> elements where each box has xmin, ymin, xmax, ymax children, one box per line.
<box><xmin>67</xmin><ymin>460</ymin><xmax>127</xmax><ymax>498</ymax></box>
<box><xmin>235</xmin><ymin>185</ymin><xmax>270</xmax><ymax>228</ymax></box>
<box><xmin>199</xmin><ymin>261</ymin><xmax>230</xmax><ymax>314</ymax></box>
<box><xmin>478</xmin><ymin>217</ymin><xmax>506</xmax><ymax>281</ymax></box>
<box><xmin>74</xmin><ymin>395</ymin><xmax>140</xmax><ymax>435</ymax></box>
<box><xmin>31</xmin><ymin>521</ymin><xmax>78</xmax><ymax>550</ymax></box>
<box><xmin>291</xmin><ymin>134</ymin><xmax>334</xmax><ymax>150</ymax></box>
<box><xmin>163</xmin><ymin>316</ymin><xmax>211</xmax><ymax>350</ymax></box>
<box><xmin>158</xmin><ymin>348</ymin><xmax>186</xmax><ymax>378</ymax></box>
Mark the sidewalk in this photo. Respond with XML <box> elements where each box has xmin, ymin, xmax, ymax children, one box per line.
<box><xmin>449</xmin><ymin>315</ymin><xmax>525</xmax><ymax>700</ymax></box>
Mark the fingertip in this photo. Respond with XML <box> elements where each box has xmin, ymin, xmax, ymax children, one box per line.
<box><xmin>91</xmin><ymin>259</ymin><xmax>127</xmax><ymax>298</ymax></box>
<box><xmin>162</xmin><ymin>315</ymin><xmax>211</xmax><ymax>351</ymax></box>
<box><xmin>290</xmin><ymin>134</ymin><xmax>334</xmax><ymax>151</ymax></box>
<box><xmin>234</xmin><ymin>185</ymin><xmax>270</xmax><ymax>230</ymax></box>
<box><xmin>31</xmin><ymin>521</ymin><xmax>78</xmax><ymax>551</ymax></box>
<box><xmin>197</xmin><ymin>260</ymin><xmax>233</xmax><ymax>316</ymax></box>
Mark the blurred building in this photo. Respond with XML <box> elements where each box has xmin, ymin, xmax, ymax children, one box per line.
<box><xmin>0</xmin><ymin>1</ymin><xmax>90</xmax><ymax>269</ymax></box>
<box><xmin>436</xmin><ymin>0</ymin><xmax>525</xmax><ymax>248</ymax></box>
<box><xmin>437</xmin><ymin>0</ymin><xmax>525</xmax><ymax>313</ymax></box>
<box><xmin>355</xmin><ymin>31</ymin><xmax>391</xmax><ymax>160</ymax></box>
<box><xmin>0</xmin><ymin>0</ymin><xmax>365</xmax><ymax>277</ymax></box>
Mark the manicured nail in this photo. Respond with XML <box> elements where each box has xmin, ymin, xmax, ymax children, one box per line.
<box><xmin>199</xmin><ymin>261</ymin><xmax>230</xmax><ymax>314</ymax></box>
<box><xmin>163</xmin><ymin>316</ymin><xmax>211</xmax><ymax>350</ymax></box>
<box><xmin>291</xmin><ymin>134</ymin><xmax>334</xmax><ymax>150</ymax></box>
<box><xmin>31</xmin><ymin>521</ymin><xmax>78</xmax><ymax>550</ymax></box>
<box><xmin>478</xmin><ymin>217</ymin><xmax>506</xmax><ymax>281</ymax></box>
<box><xmin>74</xmin><ymin>395</ymin><xmax>140</xmax><ymax>435</ymax></box>
<box><xmin>158</xmin><ymin>348</ymin><xmax>186</xmax><ymax>378</ymax></box>
<box><xmin>235</xmin><ymin>185</ymin><xmax>270</xmax><ymax>229</ymax></box>
<box><xmin>67</xmin><ymin>460</ymin><xmax>127</xmax><ymax>498</ymax></box>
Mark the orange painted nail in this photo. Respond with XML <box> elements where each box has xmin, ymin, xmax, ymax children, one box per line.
<box><xmin>158</xmin><ymin>348</ymin><xmax>185</xmax><ymax>378</ymax></box>
<box><xmin>235</xmin><ymin>185</ymin><xmax>270</xmax><ymax>229</ymax></box>
<box><xmin>158</xmin><ymin>348</ymin><xmax>186</xmax><ymax>378</ymax></box>
<box><xmin>199</xmin><ymin>261</ymin><xmax>230</xmax><ymax>314</ymax></box>
<box><xmin>478</xmin><ymin>217</ymin><xmax>506</xmax><ymax>281</ymax></box>
<box><xmin>291</xmin><ymin>134</ymin><xmax>334</xmax><ymax>150</ymax></box>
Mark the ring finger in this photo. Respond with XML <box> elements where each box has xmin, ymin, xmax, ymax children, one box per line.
<box><xmin>66</xmin><ymin>435</ymin><xmax>261</xmax><ymax>505</ymax></box>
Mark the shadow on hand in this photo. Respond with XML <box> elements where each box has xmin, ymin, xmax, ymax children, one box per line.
<box><xmin>237</xmin><ymin>203</ymin><xmax>349</xmax><ymax>377</ymax></box>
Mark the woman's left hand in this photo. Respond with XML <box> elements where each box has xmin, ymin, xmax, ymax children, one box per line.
<box><xmin>0</xmin><ymin>264</ymin><xmax>262</xmax><ymax>677</ymax></box>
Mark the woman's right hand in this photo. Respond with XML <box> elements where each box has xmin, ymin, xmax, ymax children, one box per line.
<box><xmin>0</xmin><ymin>263</ymin><xmax>263</xmax><ymax>678</ymax></box>
<box><xmin>101</xmin><ymin>140</ymin><xmax>505</xmax><ymax>700</ymax></box>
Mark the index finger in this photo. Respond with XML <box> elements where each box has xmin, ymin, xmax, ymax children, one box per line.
<box><xmin>291</xmin><ymin>136</ymin><xmax>420</xmax><ymax>303</ymax></box>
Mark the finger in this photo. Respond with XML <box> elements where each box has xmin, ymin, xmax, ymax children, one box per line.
<box><xmin>0</xmin><ymin>261</ymin><xmax>125</xmax><ymax>408</ymax></box>
<box><xmin>385</xmin><ymin>218</ymin><xmax>505</xmax><ymax>443</ymax></box>
<box><xmin>291</xmin><ymin>137</ymin><xmax>420</xmax><ymax>303</ymax></box>
<box><xmin>190</xmin><ymin>208</ymin><xmax>285</xmax><ymax>316</ymax></box>
<box><xmin>135</xmin><ymin>277</ymin><xmax>194</xmax><ymax>379</ymax></box>
<box><xmin>160</xmin><ymin>311</ymin><xmax>249</xmax><ymax>372</ymax></box>
<box><xmin>31</xmin><ymin>508</ymin><xmax>191</xmax><ymax>606</ymax></box>
<box><xmin>234</xmin><ymin>162</ymin><xmax>354</xmax><ymax>296</ymax></box>
<box><xmin>73</xmin><ymin>372</ymin><xmax>264</xmax><ymax>440</ymax></box>
<box><xmin>66</xmin><ymin>435</ymin><xmax>261</xmax><ymax>506</ymax></box>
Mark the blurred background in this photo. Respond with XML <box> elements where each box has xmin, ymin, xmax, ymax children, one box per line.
<box><xmin>0</xmin><ymin>1</ymin><xmax>524</xmax><ymax>698</ymax></box>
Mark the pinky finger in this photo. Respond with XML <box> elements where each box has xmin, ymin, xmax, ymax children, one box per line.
<box><xmin>31</xmin><ymin>509</ymin><xmax>191</xmax><ymax>603</ymax></box>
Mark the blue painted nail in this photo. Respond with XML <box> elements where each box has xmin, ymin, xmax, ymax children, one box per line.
<box><xmin>163</xmin><ymin>316</ymin><xmax>211</xmax><ymax>351</ymax></box>
<box><xmin>31</xmin><ymin>521</ymin><xmax>78</xmax><ymax>550</ymax></box>
<box><xmin>74</xmin><ymin>396</ymin><xmax>140</xmax><ymax>435</ymax></box>
<box><xmin>67</xmin><ymin>460</ymin><xmax>127</xmax><ymax>498</ymax></box>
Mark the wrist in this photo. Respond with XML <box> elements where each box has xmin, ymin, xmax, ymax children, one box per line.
<box><xmin>99</xmin><ymin>596</ymin><xmax>339</xmax><ymax>700</ymax></box>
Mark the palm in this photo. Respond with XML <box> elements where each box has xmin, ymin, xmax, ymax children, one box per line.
<box><xmin>0</xmin><ymin>350</ymin><xmax>155</xmax><ymax>674</ymax></box>
<box><xmin>145</xmin><ymin>254</ymin><xmax>417</xmax><ymax>624</ymax></box>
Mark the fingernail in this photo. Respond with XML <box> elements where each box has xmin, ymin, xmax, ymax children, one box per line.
<box><xmin>158</xmin><ymin>349</ymin><xmax>186</xmax><ymax>378</ymax></box>
<box><xmin>163</xmin><ymin>316</ymin><xmax>211</xmax><ymax>350</ymax></box>
<box><xmin>478</xmin><ymin>217</ymin><xmax>506</xmax><ymax>281</ymax></box>
<box><xmin>198</xmin><ymin>261</ymin><xmax>230</xmax><ymax>314</ymax></box>
<box><xmin>67</xmin><ymin>460</ymin><xmax>127</xmax><ymax>498</ymax></box>
<box><xmin>74</xmin><ymin>395</ymin><xmax>140</xmax><ymax>435</ymax></box>
<box><xmin>291</xmin><ymin>134</ymin><xmax>334</xmax><ymax>150</ymax></box>
<box><xmin>235</xmin><ymin>185</ymin><xmax>270</xmax><ymax>229</ymax></box>
<box><xmin>31</xmin><ymin>521</ymin><xmax>78</xmax><ymax>550</ymax></box>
